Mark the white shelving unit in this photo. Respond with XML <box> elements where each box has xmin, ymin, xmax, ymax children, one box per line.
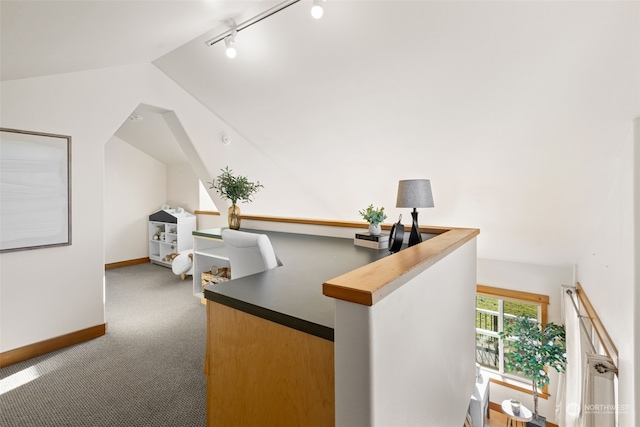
<box><xmin>192</xmin><ymin>229</ymin><xmax>230</xmax><ymax>300</ymax></box>
<box><xmin>148</xmin><ymin>207</ymin><xmax>196</xmax><ymax>267</ymax></box>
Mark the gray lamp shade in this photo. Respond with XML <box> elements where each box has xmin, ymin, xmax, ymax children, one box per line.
<box><xmin>396</xmin><ymin>179</ymin><xmax>434</xmax><ymax>208</ymax></box>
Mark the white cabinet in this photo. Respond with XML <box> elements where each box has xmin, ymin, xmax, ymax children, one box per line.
<box><xmin>192</xmin><ymin>229</ymin><xmax>230</xmax><ymax>299</ymax></box>
<box><xmin>148</xmin><ymin>207</ymin><xmax>196</xmax><ymax>267</ymax></box>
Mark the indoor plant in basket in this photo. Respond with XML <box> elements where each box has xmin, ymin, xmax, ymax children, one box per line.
<box><xmin>359</xmin><ymin>204</ymin><xmax>387</xmax><ymax>236</ymax></box>
<box><xmin>209</xmin><ymin>166</ymin><xmax>263</xmax><ymax>230</ymax></box>
<box><xmin>500</xmin><ymin>316</ymin><xmax>567</xmax><ymax>426</ymax></box>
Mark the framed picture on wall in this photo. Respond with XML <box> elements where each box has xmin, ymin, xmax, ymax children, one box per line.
<box><xmin>0</xmin><ymin>128</ymin><xmax>72</xmax><ymax>253</ymax></box>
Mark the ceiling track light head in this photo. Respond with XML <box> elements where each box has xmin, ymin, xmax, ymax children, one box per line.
<box><xmin>205</xmin><ymin>0</ymin><xmax>308</xmax><ymax>54</ymax></box>
<box><xmin>311</xmin><ymin>0</ymin><xmax>325</xmax><ymax>19</ymax></box>
<box><xmin>224</xmin><ymin>30</ymin><xmax>237</xmax><ymax>58</ymax></box>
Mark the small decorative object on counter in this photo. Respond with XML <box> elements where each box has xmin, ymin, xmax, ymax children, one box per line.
<box><xmin>354</xmin><ymin>231</ymin><xmax>389</xmax><ymax>250</ymax></box>
<box><xmin>388</xmin><ymin>214</ymin><xmax>404</xmax><ymax>253</ymax></box>
<box><xmin>209</xmin><ymin>166</ymin><xmax>263</xmax><ymax>230</ymax></box>
<box><xmin>358</xmin><ymin>204</ymin><xmax>387</xmax><ymax>236</ymax></box>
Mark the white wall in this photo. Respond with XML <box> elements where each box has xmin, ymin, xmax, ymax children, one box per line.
<box><xmin>334</xmin><ymin>239</ymin><xmax>477</xmax><ymax>427</ymax></box>
<box><xmin>0</xmin><ymin>63</ymin><xmax>286</xmax><ymax>353</ymax></box>
<box><xmin>104</xmin><ymin>135</ymin><xmax>167</xmax><ymax>264</ymax></box>
<box><xmin>157</xmin><ymin>1</ymin><xmax>640</xmax><ymax>269</ymax></box>
<box><xmin>477</xmin><ymin>258</ymin><xmax>573</xmax><ymax>424</ymax></box>
<box><xmin>576</xmin><ymin>119</ymin><xmax>637</xmax><ymax>427</ymax></box>
<box><xmin>1</xmin><ymin>28</ymin><xmax>636</xmax><ymax>426</ymax></box>
<box><xmin>635</xmin><ymin>118</ymin><xmax>640</xmax><ymax>427</ymax></box>
<box><xmin>166</xmin><ymin>163</ymin><xmax>199</xmax><ymax>216</ymax></box>
<box><xmin>477</xmin><ymin>258</ymin><xmax>572</xmax><ymax>323</ymax></box>
<box><xmin>0</xmin><ymin>68</ymin><xmax>139</xmax><ymax>351</ymax></box>
<box><xmin>105</xmin><ymin>127</ymin><xmax>201</xmax><ymax>266</ymax></box>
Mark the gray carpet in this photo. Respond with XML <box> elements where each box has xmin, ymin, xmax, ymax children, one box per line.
<box><xmin>0</xmin><ymin>263</ymin><xmax>207</xmax><ymax>426</ymax></box>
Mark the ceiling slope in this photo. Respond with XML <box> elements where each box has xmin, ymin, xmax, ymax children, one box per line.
<box><xmin>0</xmin><ymin>0</ymin><xmax>269</xmax><ymax>81</ymax></box>
<box><xmin>1</xmin><ymin>1</ymin><xmax>638</xmax><ymax>264</ymax></box>
<box><xmin>154</xmin><ymin>1</ymin><xmax>639</xmax><ymax>264</ymax></box>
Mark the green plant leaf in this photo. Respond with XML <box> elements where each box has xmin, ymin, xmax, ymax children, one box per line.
<box><xmin>501</xmin><ymin>315</ymin><xmax>567</xmax><ymax>416</ymax></box>
<box><xmin>208</xmin><ymin>166</ymin><xmax>264</xmax><ymax>206</ymax></box>
<box><xmin>358</xmin><ymin>204</ymin><xmax>387</xmax><ymax>225</ymax></box>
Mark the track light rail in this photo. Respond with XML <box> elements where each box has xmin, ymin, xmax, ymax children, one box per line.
<box><xmin>205</xmin><ymin>0</ymin><xmax>301</xmax><ymax>47</ymax></box>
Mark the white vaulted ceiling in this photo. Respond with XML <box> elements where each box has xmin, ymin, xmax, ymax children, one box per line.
<box><xmin>1</xmin><ymin>1</ymin><xmax>639</xmax><ymax>265</ymax></box>
<box><xmin>0</xmin><ymin>0</ymin><xmax>275</xmax><ymax>81</ymax></box>
<box><xmin>153</xmin><ymin>1</ymin><xmax>639</xmax><ymax>264</ymax></box>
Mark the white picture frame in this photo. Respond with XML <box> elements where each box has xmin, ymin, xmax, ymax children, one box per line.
<box><xmin>0</xmin><ymin>128</ymin><xmax>72</xmax><ymax>252</ymax></box>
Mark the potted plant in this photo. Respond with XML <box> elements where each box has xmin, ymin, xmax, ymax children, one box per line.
<box><xmin>209</xmin><ymin>166</ymin><xmax>263</xmax><ymax>230</ymax></box>
<box><xmin>500</xmin><ymin>316</ymin><xmax>567</xmax><ymax>426</ymax></box>
<box><xmin>359</xmin><ymin>204</ymin><xmax>387</xmax><ymax>235</ymax></box>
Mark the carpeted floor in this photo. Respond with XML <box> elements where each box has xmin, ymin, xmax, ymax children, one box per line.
<box><xmin>0</xmin><ymin>263</ymin><xmax>207</xmax><ymax>427</ymax></box>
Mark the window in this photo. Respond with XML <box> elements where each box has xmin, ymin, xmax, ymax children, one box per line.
<box><xmin>475</xmin><ymin>285</ymin><xmax>549</xmax><ymax>384</ymax></box>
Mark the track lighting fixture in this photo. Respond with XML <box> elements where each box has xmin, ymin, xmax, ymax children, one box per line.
<box><xmin>224</xmin><ymin>30</ymin><xmax>237</xmax><ymax>59</ymax></box>
<box><xmin>311</xmin><ymin>0</ymin><xmax>325</xmax><ymax>19</ymax></box>
<box><xmin>205</xmin><ymin>0</ymin><xmax>326</xmax><ymax>57</ymax></box>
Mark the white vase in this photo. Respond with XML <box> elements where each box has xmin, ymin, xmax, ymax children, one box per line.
<box><xmin>369</xmin><ymin>223</ymin><xmax>381</xmax><ymax>236</ymax></box>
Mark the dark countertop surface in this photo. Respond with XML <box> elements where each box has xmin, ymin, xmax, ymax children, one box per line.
<box><xmin>203</xmin><ymin>229</ymin><xmax>390</xmax><ymax>341</ymax></box>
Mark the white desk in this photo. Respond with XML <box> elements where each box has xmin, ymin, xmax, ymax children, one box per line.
<box><xmin>469</xmin><ymin>372</ymin><xmax>490</xmax><ymax>427</ymax></box>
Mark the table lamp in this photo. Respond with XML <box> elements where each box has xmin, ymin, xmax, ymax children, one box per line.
<box><xmin>395</xmin><ymin>179</ymin><xmax>434</xmax><ymax>247</ymax></box>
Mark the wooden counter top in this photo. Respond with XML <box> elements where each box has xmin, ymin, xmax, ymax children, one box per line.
<box><xmin>203</xmin><ymin>230</ymin><xmax>389</xmax><ymax>341</ymax></box>
<box><xmin>203</xmin><ymin>226</ymin><xmax>478</xmax><ymax>340</ymax></box>
<box><xmin>323</xmin><ymin>227</ymin><xmax>480</xmax><ymax>306</ymax></box>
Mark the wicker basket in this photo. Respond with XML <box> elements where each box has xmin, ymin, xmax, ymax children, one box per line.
<box><xmin>201</xmin><ymin>266</ymin><xmax>230</xmax><ymax>292</ymax></box>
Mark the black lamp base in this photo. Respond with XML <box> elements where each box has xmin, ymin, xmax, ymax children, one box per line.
<box><xmin>408</xmin><ymin>208</ymin><xmax>422</xmax><ymax>247</ymax></box>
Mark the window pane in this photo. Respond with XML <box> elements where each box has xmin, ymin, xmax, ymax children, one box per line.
<box><xmin>476</xmin><ymin>296</ymin><xmax>499</xmax><ymax>332</ymax></box>
<box><xmin>475</xmin><ymin>332</ymin><xmax>499</xmax><ymax>369</ymax></box>
<box><xmin>503</xmin><ymin>300</ymin><xmax>538</xmax><ymax>330</ymax></box>
<box><xmin>503</xmin><ymin>338</ymin><xmax>532</xmax><ymax>381</ymax></box>
<box><xmin>503</xmin><ymin>300</ymin><xmax>538</xmax><ymax>319</ymax></box>
<box><xmin>476</xmin><ymin>296</ymin><xmax>498</xmax><ymax>311</ymax></box>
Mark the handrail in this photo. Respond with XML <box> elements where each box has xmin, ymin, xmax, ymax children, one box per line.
<box><xmin>194</xmin><ymin>210</ymin><xmax>451</xmax><ymax>234</ymax></box>
<box><xmin>195</xmin><ymin>210</ymin><xmax>479</xmax><ymax>307</ymax></box>
<box><xmin>565</xmin><ymin>283</ymin><xmax>619</xmax><ymax>374</ymax></box>
<box><xmin>323</xmin><ymin>227</ymin><xmax>479</xmax><ymax>306</ymax></box>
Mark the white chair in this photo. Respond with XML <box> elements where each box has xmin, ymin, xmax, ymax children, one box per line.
<box><xmin>221</xmin><ymin>229</ymin><xmax>279</xmax><ymax>279</ymax></box>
